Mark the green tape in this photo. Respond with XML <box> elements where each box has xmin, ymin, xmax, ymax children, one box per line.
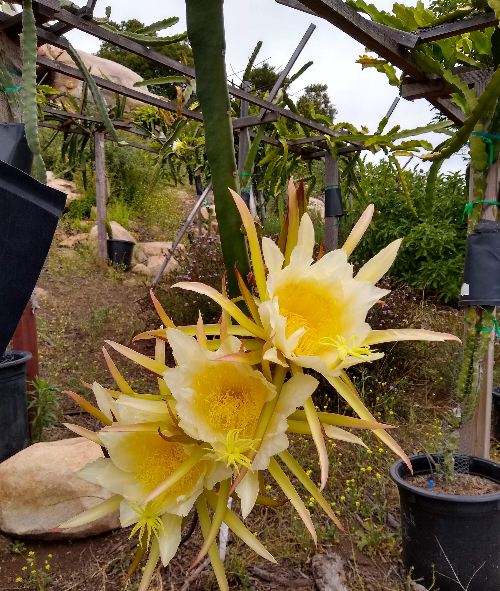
<box><xmin>325</xmin><ymin>184</ymin><xmax>339</xmax><ymax>189</ymax></box>
<box><xmin>0</xmin><ymin>86</ymin><xmax>22</xmax><ymax>92</ymax></box>
<box><xmin>462</xmin><ymin>200</ymin><xmax>500</xmax><ymax>220</ymax></box>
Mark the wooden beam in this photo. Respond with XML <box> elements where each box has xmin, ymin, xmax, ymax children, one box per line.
<box><xmin>280</xmin><ymin>0</ymin><xmax>422</xmax><ymax>75</ymax></box>
<box><xmin>29</xmin><ymin>5</ymin><xmax>354</xmax><ymax>139</ymax></box>
<box><xmin>94</xmin><ymin>131</ymin><xmax>107</xmax><ymax>261</ymax></box>
<box><xmin>401</xmin><ymin>67</ymin><xmax>493</xmax><ymax>100</ymax></box>
<box><xmin>416</xmin><ymin>10</ymin><xmax>498</xmax><ymax>44</ymax></box>
<box><xmin>233</xmin><ymin>112</ymin><xmax>280</xmax><ymax>128</ymax></box>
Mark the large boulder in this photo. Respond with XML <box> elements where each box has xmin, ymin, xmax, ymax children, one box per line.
<box><xmin>38</xmin><ymin>44</ymin><xmax>161</xmax><ymax>113</ymax></box>
<box><xmin>47</xmin><ymin>171</ymin><xmax>84</xmax><ymax>205</ymax></box>
<box><xmin>0</xmin><ymin>438</ymin><xmax>120</xmax><ymax>539</ymax></box>
<box><xmin>89</xmin><ymin>221</ymin><xmax>136</xmax><ymax>243</ymax></box>
<box><xmin>141</xmin><ymin>242</ymin><xmax>185</xmax><ymax>258</ymax></box>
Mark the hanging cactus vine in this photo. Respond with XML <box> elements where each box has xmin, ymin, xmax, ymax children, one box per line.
<box><xmin>22</xmin><ymin>0</ymin><xmax>46</xmax><ymax>183</ymax></box>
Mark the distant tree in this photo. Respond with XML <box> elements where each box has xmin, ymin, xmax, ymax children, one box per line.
<box><xmin>297</xmin><ymin>83</ymin><xmax>337</xmax><ymax>121</ymax></box>
<box><xmin>95</xmin><ymin>19</ymin><xmax>193</xmax><ymax>100</ymax></box>
<box><xmin>246</xmin><ymin>62</ymin><xmax>279</xmax><ymax>95</ymax></box>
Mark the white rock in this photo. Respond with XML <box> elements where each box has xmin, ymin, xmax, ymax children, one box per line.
<box><xmin>46</xmin><ymin>171</ymin><xmax>84</xmax><ymax>204</ymax></box>
<box><xmin>0</xmin><ymin>438</ymin><xmax>120</xmax><ymax>539</ymax></box>
<box><xmin>141</xmin><ymin>242</ymin><xmax>186</xmax><ymax>258</ymax></box>
<box><xmin>312</xmin><ymin>554</ymin><xmax>349</xmax><ymax>591</ymax></box>
<box><xmin>146</xmin><ymin>255</ymin><xmax>179</xmax><ymax>276</ymax></box>
<box><xmin>59</xmin><ymin>233</ymin><xmax>88</xmax><ymax>248</ymax></box>
<box><xmin>89</xmin><ymin>221</ymin><xmax>136</xmax><ymax>244</ymax></box>
<box><xmin>132</xmin><ymin>244</ymin><xmax>148</xmax><ymax>266</ymax></box>
<box><xmin>131</xmin><ymin>263</ymin><xmax>151</xmax><ymax>276</ymax></box>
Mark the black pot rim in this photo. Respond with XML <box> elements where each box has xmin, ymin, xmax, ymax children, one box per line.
<box><xmin>107</xmin><ymin>238</ymin><xmax>135</xmax><ymax>245</ymax></box>
<box><xmin>0</xmin><ymin>350</ymin><xmax>32</xmax><ymax>368</ymax></box>
<box><xmin>390</xmin><ymin>453</ymin><xmax>500</xmax><ymax>503</ymax></box>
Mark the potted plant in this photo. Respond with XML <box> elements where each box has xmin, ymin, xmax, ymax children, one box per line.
<box><xmin>104</xmin><ymin>218</ymin><xmax>135</xmax><ymax>271</ymax></box>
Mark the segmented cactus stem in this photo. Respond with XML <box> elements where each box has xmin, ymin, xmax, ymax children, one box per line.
<box><xmin>66</xmin><ymin>43</ymin><xmax>123</xmax><ymax>145</ymax></box>
<box><xmin>22</xmin><ymin>0</ymin><xmax>46</xmax><ymax>183</ymax></box>
<box><xmin>186</xmin><ymin>0</ymin><xmax>250</xmax><ymax>297</ymax></box>
<box><xmin>390</xmin><ymin>155</ymin><xmax>418</xmax><ymax>218</ymax></box>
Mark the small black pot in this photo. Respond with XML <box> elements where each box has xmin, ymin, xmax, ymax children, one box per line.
<box><xmin>107</xmin><ymin>239</ymin><xmax>134</xmax><ymax>271</ymax></box>
<box><xmin>391</xmin><ymin>454</ymin><xmax>500</xmax><ymax>590</ymax></box>
<box><xmin>0</xmin><ymin>351</ymin><xmax>32</xmax><ymax>463</ymax></box>
<box><xmin>0</xmin><ymin>123</ymin><xmax>33</xmax><ymax>173</ymax></box>
<box><xmin>492</xmin><ymin>387</ymin><xmax>500</xmax><ymax>441</ymax></box>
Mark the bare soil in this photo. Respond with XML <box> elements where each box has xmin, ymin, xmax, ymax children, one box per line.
<box><xmin>408</xmin><ymin>474</ymin><xmax>500</xmax><ymax>495</ymax></box>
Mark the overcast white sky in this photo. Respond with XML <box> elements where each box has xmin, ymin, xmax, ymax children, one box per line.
<box><xmin>66</xmin><ymin>0</ymin><xmax>466</xmax><ymax>175</ymax></box>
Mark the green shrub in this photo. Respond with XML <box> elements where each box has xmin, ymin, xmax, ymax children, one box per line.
<box><xmin>341</xmin><ymin>160</ymin><xmax>467</xmax><ymax>302</ymax></box>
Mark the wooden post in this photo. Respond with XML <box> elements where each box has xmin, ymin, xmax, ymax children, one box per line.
<box><xmin>11</xmin><ymin>297</ymin><xmax>39</xmax><ymax>385</ymax></box>
<box><xmin>324</xmin><ymin>153</ymin><xmax>339</xmax><ymax>252</ymax></box>
<box><xmin>94</xmin><ymin>131</ymin><xmax>107</xmax><ymax>260</ymax></box>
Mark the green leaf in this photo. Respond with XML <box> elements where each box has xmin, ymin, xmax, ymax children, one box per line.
<box><xmin>134</xmin><ymin>76</ymin><xmax>186</xmax><ymax>87</ymax></box>
<box><xmin>137</xmin><ymin>17</ymin><xmax>179</xmax><ymax>34</ymax></box>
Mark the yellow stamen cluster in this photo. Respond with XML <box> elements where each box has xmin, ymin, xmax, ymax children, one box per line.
<box><xmin>212</xmin><ymin>429</ymin><xmax>258</xmax><ymax>472</ymax></box>
<box><xmin>321</xmin><ymin>335</ymin><xmax>375</xmax><ymax>361</ymax></box>
<box><xmin>275</xmin><ymin>282</ymin><xmax>344</xmax><ymax>356</ymax></box>
<box><xmin>193</xmin><ymin>364</ymin><xmax>268</xmax><ymax>436</ymax></box>
<box><xmin>126</xmin><ymin>500</ymin><xmax>166</xmax><ymax>547</ymax></box>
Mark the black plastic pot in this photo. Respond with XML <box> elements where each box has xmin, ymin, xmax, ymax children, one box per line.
<box><xmin>0</xmin><ymin>351</ymin><xmax>32</xmax><ymax>463</ymax></box>
<box><xmin>0</xmin><ymin>159</ymin><xmax>66</xmax><ymax>356</ymax></box>
<box><xmin>325</xmin><ymin>185</ymin><xmax>344</xmax><ymax>217</ymax></box>
<box><xmin>458</xmin><ymin>219</ymin><xmax>500</xmax><ymax>307</ymax></box>
<box><xmin>492</xmin><ymin>387</ymin><xmax>500</xmax><ymax>441</ymax></box>
<box><xmin>107</xmin><ymin>239</ymin><xmax>134</xmax><ymax>271</ymax></box>
<box><xmin>391</xmin><ymin>453</ymin><xmax>500</xmax><ymax>590</ymax></box>
<box><xmin>0</xmin><ymin>123</ymin><xmax>33</xmax><ymax>173</ymax></box>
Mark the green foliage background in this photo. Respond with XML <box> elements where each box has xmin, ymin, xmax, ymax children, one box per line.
<box><xmin>343</xmin><ymin>160</ymin><xmax>467</xmax><ymax>302</ymax></box>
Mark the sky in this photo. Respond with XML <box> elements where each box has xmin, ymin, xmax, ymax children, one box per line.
<box><xmin>65</xmin><ymin>0</ymin><xmax>467</xmax><ymax>175</ymax></box>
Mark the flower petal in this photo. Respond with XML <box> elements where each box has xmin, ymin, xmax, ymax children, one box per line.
<box><xmin>363</xmin><ymin>329</ymin><xmax>461</xmax><ymax>346</ymax></box>
<box><xmin>342</xmin><ymin>204</ymin><xmax>374</xmax><ymax>256</ymax></box>
<box><xmin>158</xmin><ymin>514</ymin><xmax>183</xmax><ymax>566</ymax></box>
<box><xmin>236</xmin><ymin>469</ymin><xmax>259</xmax><ymax>519</ymax></box>
<box><xmin>262</xmin><ymin>237</ymin><xmax>284</xmax><ymax>274</ymax></box>
<box><xmin>355</xmin><ymin>239</ymin><xmax>402</xmax><ymax>284</ymax></box>
<box><xmin>59</xmin><ymin>495</ymin><xmax>122</xmax><ymax>529</ymax></box>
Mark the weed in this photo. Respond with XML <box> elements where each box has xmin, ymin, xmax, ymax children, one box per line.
<box><xmin>14</xmin><ymin>550</ymin><xmax>53</xmax><ymax>591</ymax></box>
<box><xmin>27</xmin><ymin>378</ymin><xmax>60</xmax><ymax>443</ymax></box>
<box><xmin>3</xmin><ymin>539</ymin><xmax>26</xmax><ymax>555</ymax></box>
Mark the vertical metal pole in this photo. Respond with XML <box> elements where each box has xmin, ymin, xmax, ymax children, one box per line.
<box><xmin>95</xmin><ymin>131</ymin><xmax>107</xmax><ymax>261</ymax></box>
<box><xmin>238</xmin><ymin>81</ymin><xmax>251</xmax><ymax>208</ymax></box>
<box><xmin>195</xmin><ymin>171</ymin><xmax>203</xmax><ymax>237</ymax></box>
<box><xmin>324</xmin><ymin>153</ymin><xmax>339</xmax><ymax>253</ymax></box>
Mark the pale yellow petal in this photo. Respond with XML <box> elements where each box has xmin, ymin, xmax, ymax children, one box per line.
<box><xmin>342</xmin><ymin>204</ymin><xmax>374</xmax><ymax>256</ymax></box>
<box><xmin>355</xmin><ymin>239</ymin><xmax>402</xmax><ymax>284</ymax></box>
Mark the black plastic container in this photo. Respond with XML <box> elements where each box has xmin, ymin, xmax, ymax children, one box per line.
<box><xmin>492</xmin><ymin>387</ymin><xmax>500</xmax><ymax>441</ymax></box>
<box><xmin>107</xmin><ymin>239</ymin><xmax>134</xmax><ymax>271</ymax></box>
<box><xmin>0</xmin><ymin>159</ymin><xmax>66</xmax><ymax>356</ymax></box>
<box><xmin>0</xmin><ymin>351</ymin><xmax>32</xmax><ymax>463</ymax></box>
<box><xmin>459</xmin><ymin>219</ymin><xmax>500</xmax><ymax>307</ymax></box>
<box><xmin>325</xmin><ymin>186</ymin><xmax>344</xmax><ymax>217</ymax></box>
<box><xmin>391</xmin><ymin>453</ymin><xmax>500</xmax><ymax>590</ymax></box>
<box><xmin>0</xmin><ymin>123</ymin><xmax>33</xmax><ymax>173</ymax></box>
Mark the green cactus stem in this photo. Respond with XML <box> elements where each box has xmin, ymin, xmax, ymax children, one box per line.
<box><xmin>186</xmin><ymin>0</ymin><xmax>250</xmax><ymax>296</ymax></box>
<box><xmin>22</xmin><ymin>0</ymin><xmax>46</xmax><ymax>183</ymax></box>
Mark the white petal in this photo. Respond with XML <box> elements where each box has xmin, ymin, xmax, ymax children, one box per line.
<box><xmin>204</xmin><ymin>461</ymin><xmax>233</xmax><ymax>491</ymax></box>
<box><xmin>116</xmin><ymin>395</ymin><xmax>172</xmax><ymax>425</ymax></box>
<box><xmin>60</xmin><ymin>495</ymin><xmax>122</xmax><ymax>529</ymax></box>
<box><xmin>93</xmin><ymin>382</ymin><xmax>120</xmax><ymax>422</ymax></box>
<box><xmin>263</xmin><ymin>346</ymin><xmax>288</xmax><ymax>367</ymax></box>
<box><xmin>355</xmin><ymin>239</ymin><xmax>402</xmax><ymax>285</ymax></box>
<box><xmin>298</xmin><ymin>213</ymin><xmax>315</xmax><ymax>252</ymax></box>
<box><xmin>158</xmin><ymin>514</ymin><xmax>182</xmax><ymax>566</ymax></box>
<box><xmin>262</xmin><ymin>237</ymin><xmax>284</xmax><ymax>274</ymax></box>
<box><xmin>236</xmin><ymin>470</ymin><xmax>260</xmax><ymax>519</ymax></box>
<box><xmin>342</xmin><ymin>204</ymin><xmax>374</xmax><ymax>256</ymax></box>
<box><xmin>119</xmin><ymin>498</ymin><xmax>139</xmax><ymax>527</ymax></box>
<box><xmin>167</xmin><ymin>328</ymin><xmax>209</xmax><ymax>366</ymax></box>
<box><xmin>78</xmin><ymin>457</ymin><xmax>146</xmax><ymax>502</ymax></box>
<box><xmin>253</xmin><ymin>374</ymin><xmax>318</xmax><ymax>470</ymax></box>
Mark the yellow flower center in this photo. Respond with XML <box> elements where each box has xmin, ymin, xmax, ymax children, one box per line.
<box><xmin>193</xmin><ymin>364</ymin><xmax>268</xmax><ymax>438</ymax></box>
<box><xmin>211</xmin><ymin>429</ymin><xmax>258</xmax><ymax>472</ymax></box>
<box><xmin>275</xmin><ymin>281</ymin><xmax>346</xmax><ymax>357</ymax></box>
<box><xmin>125</xmin><ymin>499</ymin><xmax>165</xmax><ymax>547</ymax></box>
<box><xmin>320</xmin><ymin>335</ymin><xmax>375</xmax><ymax>362</ymax></box>
<box><xmin>124</xmin><ymin>433</ymin><xmax>204</xmax><ymax>500</ymax></box>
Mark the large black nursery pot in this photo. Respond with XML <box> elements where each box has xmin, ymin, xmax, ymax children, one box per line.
<box><xmin>0</xmin><ymin>351</ymin><xmax>32</xmax><ymax>462</ymax></box>
<box><xmin>0</xmin><ymin>153</ymin><xmax>66</xmax><ymax>356</ymax></box>
<box><xmin>391</xmin><ymin>453</ymin><xmax>500</xmax><ymax>590</ymax></box>
<box><xmin>107</xmin><ymin>239</ymin><xmax>134</xmax><ymax>271</ymax></box>
<box><xmin>459</xmin><ymin>219</ymin><xmax>500</xmax><ymax>307</ymax></box>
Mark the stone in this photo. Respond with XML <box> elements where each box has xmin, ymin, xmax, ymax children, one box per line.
<box><xmin>131</xmin><ymin>263</ymin><xmax>151</xmax><ymax>276</ymax></box>
<box><xmin>141</xmin><ymin>242</ymin><xmax>186</xmax><ymax>258</ymax></box>
<box><xmin>38</xmin><ymin>44</ymin><xmax>161</xmax><ymax>113</ymax></box>
<box><xmin>311</xmin><ymin>554</ymin><xmax>349</xmax><ymax>591</ymax></box>
<box><xmin>59</xmin><ymin>233</ymin><xmax>88</xmax><ymax>248</ymax></box>
<box><xmin>0</xmin><ymin>438</ymin><xmax>120</xmax><ymax>539</ymax></box>
<box><xmin>46</xmin><ymin>171</ymin><xmax>85</xmax><ymax>204</ymax></box>
<box><xmin>308</xmin><ymin>197</ymin><xmax>325</xmax><ymax>220</ymax></box>
<box><xmin>34</xmin><ymin>287</ymin><xmax>49</xmax><ymax>300</ymax></box>
<box><xmin>89</xmin><ymin>221</ymin><xmax>136</xmax><ymax>244</ymax></box>
<box><xmin>132</xmin><ymin>244</ymin><xmax>148</xmax><ymax>266</ymax></box>
<box><xmin>146</xmin><ymin>255</ymin><xmax>179</xmax><ymax>276</ymax></box>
